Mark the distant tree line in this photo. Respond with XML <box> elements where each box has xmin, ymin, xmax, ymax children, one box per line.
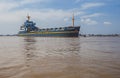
<box><xmin>80</xmin><ymin>34</ymin><xmax>120</xmax><ymax>37</ymax></box>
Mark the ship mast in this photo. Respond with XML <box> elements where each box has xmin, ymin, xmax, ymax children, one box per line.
<box><xmin>27</xmin><ymin>14</ymin><xmax>30</xmax><ymax>21</ymax></box>
<box><xmin>72</xmin><ymin>13</ymin><xmax>75</xmax><ymax>27</ymax></box>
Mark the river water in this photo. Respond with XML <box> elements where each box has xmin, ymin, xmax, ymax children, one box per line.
<box><xmin>0</xmin><ymin>36</ymin><xmax>120</xmax><ymax>78</ymax></box>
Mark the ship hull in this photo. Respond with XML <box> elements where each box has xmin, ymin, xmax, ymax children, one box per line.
<box><xmin>18</xmin><ymin>26</ymin><xmax>80</xmax><ymax>37</ymax></box>
<box><xmin>18</xmin><ymin>31</ymin><xmax>79</xmax><ymax>37</ymax></box>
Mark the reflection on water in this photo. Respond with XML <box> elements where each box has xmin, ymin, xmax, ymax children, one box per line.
<box><xmin>22</xmin><ymin>37</ymin><xmax>82</xmax><ymax>78</ymax></box>
<box><xmin>0</xmin><ymin>37</ymin><xmax>120</xmax><ymax>78</ymax></box>
<box><xmin>23</xmin><ymin>37</ymin><xmax>37</xmax><ymax>67</ymax></box>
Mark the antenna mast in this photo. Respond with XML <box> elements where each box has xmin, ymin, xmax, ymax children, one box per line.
<box><xmin>27</xmin><ymin>14</ymin><xmax>30</xmax><ymax>21</ymax></box>
<box><xmin>72</xmin><ymin>13</ymin><xmax>75</xmax><ymax>27</ymax></box>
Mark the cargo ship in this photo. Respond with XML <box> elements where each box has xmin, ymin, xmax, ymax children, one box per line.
<box><xmin>18</xmin><ymin>14</ymin><xmax>80</xmax><ymax>37</ymax></box>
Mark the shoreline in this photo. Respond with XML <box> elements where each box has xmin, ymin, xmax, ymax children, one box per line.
<box><xmin>0</xmin><ymin>34</ymin><xmax>120</xmax><ymax>37</ymax></box>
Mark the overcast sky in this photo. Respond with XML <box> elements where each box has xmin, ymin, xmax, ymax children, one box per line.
<box><xmin>0</xmin><ymin>0</ymin><xmax>120</xmax><ymax>34</ymax></box>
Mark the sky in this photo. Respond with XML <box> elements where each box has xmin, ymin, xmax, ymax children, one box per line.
<box><xmin>0</xmin><ymin>0</ymin><xmax>120</xmax><ymax>35</ymax></box>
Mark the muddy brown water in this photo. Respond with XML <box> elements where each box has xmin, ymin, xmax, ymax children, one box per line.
<box><xmin>0</xmin><ymin>36</ymin><xmax>120</xmax><ymax>78</ymax></box>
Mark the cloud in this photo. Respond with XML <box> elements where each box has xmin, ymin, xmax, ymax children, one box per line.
<box><xmin>64</xmin><ymin>18</ymin><xmax>69</xmax><ymax>22</ymax></box>
<box><xmin>104</xmin><ymin>22</ymin><xmax>112</xmax><ymax>25</ymax></box>
<box><xmin>0</xmin><ymin>2</ymin><xmax>19</xmax><ymax>12</ymax></box>
<box><xmin>75</xmin><ymin>0</ymin><xmax>81</xmax><ymax>3</ymax></box>
<box><xmin>81</xmin><ymin>18</ymin><xmax>98</xmax><ymax>25</ymax></box>
<box><xmin>20</xmin><ymin>0</ymin><xmax>49</xmax><ymax>5</ymax></box>
<box><xmin>21</xmin><ymin>0</ymin><xmax>41</xmax><ymax>4</ymax></box>
<box><xmin>0</xmin><ymin>0</ymin><xmax>51</xmax><ymax>12</ymax></box>
<box><xmin>81</xmin><ymin>13</ymin><xmax>103</xmax><ymax>18</ymax></box>
<box><xmin>81</xmin><ymin>2</ymin><xmax>105</xmax><ymax>10</ymax></box>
